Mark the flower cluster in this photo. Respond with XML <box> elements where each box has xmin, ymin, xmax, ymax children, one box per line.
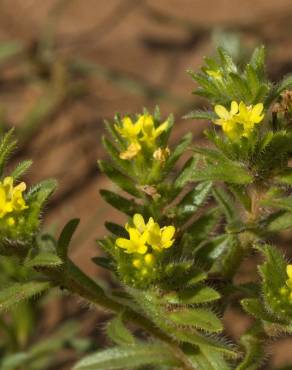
<box><xmin>0</xmin><ymin>177</ymin><xmax>28</xmax><ymax>226</ymax></box>
<box><xmin>114</xmin><ymin>114</ymin><xmax>169</xmax><ymax>160</ymax></box>
<box><xmin>115</xmin><ymin>214</ymin><xmax>175</xmax><ymax>274</ymax></box>
<box><xmin>280</xmin><ymin>265</ymin><xmax>292</xmax><ymax>303</ymax></box>
<box><xmin>214</xmin><ymin>101</ymin><xmax>264</xmax><ymax>140</ymax></box>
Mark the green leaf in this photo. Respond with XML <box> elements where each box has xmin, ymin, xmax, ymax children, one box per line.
<box><xmin>275</xmin><ymin>169</ymin><xmax>292</xmax><ymax>185</ymax></box>
<box><xmin>261</xmin><ymin>210</ymin><xmax>292</xmax><ymax>233</ymax></box>
<box><xmin>98</xmin><ymin>160</ymin><xmax>141</xmax><ymax>197</ymax></box>
<box><xmin>102</xmin><ymin>137</ymin><xmax>131</xmax><ymax>174</ymax></box>
<box><xmin>0</xmin><ymin>281</ymin><xmax>50</xmax><ymax>312</ymax></box>
<box><xmin>57</xmin><ymin>219</ymin><xmax>80</xmax><ymax>260</ymax></box>
<box><xmin>164</xmin><ymin>285</ymin><xmax>220</xmax><ymax>305</ymax></box>
<box><xmin>235</xmin><ymin>325</ymin><xmax>265</xmax><ymax>370</ymax></box>
<box><xmin>262</xmin><ymin>197</ymin><xmax>292</xmax><ymax>212</ymax></box>
<box><xmin>174</xmin><ymin>155</ymin><xmax>199</xmax><ymax>188</ymax></box>
<box><xmin>195</xmin><ymin>234</ymin><xmax>230</xmax><ymax>269</ymax></box>
<box><xmin>106</xmin><ymin>314</ymin><xmax>135</xmax><ymax>346</ymax></box>
<box><xmin>27</xmin><ymin>179</ymin><xmax>57</xmax><ymax>205</ymax></box>
<box><xmin>174</xmin><ymin>329</ymin><xmax>238</xmax><ymax>359</ymax></box>
<box><xmin>182</xmin><ymin>208</ymin><xmax>221</xmax><ymax>254</ymax></box>
<box><xmin>105</xmin><ymin>222</ymin><xmax>128</xmax><ymax>238</ymax></box>
<box><xmin>0</xmin><ymin>129</ymin><xmax>17</xmax><ymax>176</ymax></box>
<box><xmin>177</xmin><ymin>181</ymin><xmax>212</xmax><ymax>222</ymax></box>
<box><xmin>163</xmin><ymin>133</ymin><xmax>192</xmax><ymax>173</ymax></box>
<box><xmin>218</xmin><ymin>47</ymin><xmax>237</xmax><ymax>73</ymax></box>
<box><xmin>73</xmin><ymin>343</ymin><xmax>180</xmax><ymax>370</ymax></box>
<box><xmin>11</xmin><ymin>160</ymin><xmax>33</xmax><ymax>180</ymax></box>
<box><xmin>25</xmin><ymin>252</ymin><xmax>63</xmax><ymax>269</ymax></box>
<box><xmin>169</xmin><ymin>308</ymin><xmax>223</xmax><ymax>333</ymax></box>
<box><xmin>212</xmin><ymin>187</ymin><xmax>237</xmax><ymax>223</ymax></box>
<box><xmin>189</xmin><ymin>347</ymin><xmax>231</xmax><ymax>370</ymax></box>
<box><xmin>100</xmin><ymin>189</ymin><xmax>144</xmax><ymax>216</ymax></box>
<box><xmin>250</xmin><ymin>46</ymin><xmax>265</xmax><ymax>77</ymax></box>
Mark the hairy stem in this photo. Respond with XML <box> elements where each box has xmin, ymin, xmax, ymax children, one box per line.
<box><xmin>45</xmin><ymin>260</ymin><xmax>195</xmax><ymax>370</ymax></box>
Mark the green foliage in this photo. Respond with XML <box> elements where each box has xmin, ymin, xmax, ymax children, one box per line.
<box><xmin>2</xmin><ymin>45</ymin><xmax>292</xmax><ymax>370</ymax></box>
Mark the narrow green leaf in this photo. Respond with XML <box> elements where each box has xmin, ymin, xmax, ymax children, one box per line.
<box><xmin>98</xmin><ymin>160</ymin><xmax>141</xmax><ymax>197</ymax></box>
<box><xmin>105</xmin><ymin>222</ymin><xmax>128</xmax><ymax>238</ymax></box>
<box><xmin>11</xmin><ymin>160</ymin><xmax>33</xmax><ymax>180</ymax></box>
<box><xmin>169</xmin><ymin>308</ymin><xmax>223</xmax><ymax>333</ymax></box>
<box><xmin>163</xmin><ymin>133</ymin><xmax>192</xmax><ymax>173</ymax></box>
<box><xmin>212</xmin><ymin>187</ymin><xmax>237</xmax><ymax>223</ymax></box>
<box><xmin>106</xmin><ymin>314</ymin><xmax>135</xmax><ymax>346</ymax></box>
<box><xmin>164</xmin><ymin>285</ymin><xmax>220</xmax><ymax>305</ymax></box>
<box><xmin>174</xmin><ymin>155</ymin><xmax>198</xmax><ymax>188</ymax></box>
<box><xmin>57</xmin><ymin>219</ymin><xmax>80</xmax><ymax>260</ymax></box>
<box><xmin>177</xmin><ymin>181</ymin><xmax>212</xmax><ymax>222</ymax></box>
<box><xmin>0</xmin><ymin>282</ymin><xmax>50</xmax><ymax>312</ymax></box>
<box><xmin>25</xmin><ymin>252</ymin><xmax>63</xmax><ymax>269</ymax></box>
<box><xmin>262</xmin><ymin>197</ymin><xmax>292</xmax><ymax>212</ymax></box>
<box><xmin>100</xmin><ymin>189</ymin><xmax>144</xmax><ymax>216</ymax></box>
<box><xmin>73</xmin><ymin>343</ymin><xmax>180</xmax><ymax>370</ymax></box>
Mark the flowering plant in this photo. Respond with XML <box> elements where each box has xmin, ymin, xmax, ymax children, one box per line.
<box><xmin>1</xmin><ymin>46</ymin><xmax>292</xmax><ymax>370</ymax></box>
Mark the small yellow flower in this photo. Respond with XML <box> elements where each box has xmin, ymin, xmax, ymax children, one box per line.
<box><xmin>119</xmin><ymin>142</ymin><xmax>141</xmax><ymax>160</ymax></box>
<box><xmin>114</xmin><ymin>117</ymin><xmax>142</xmax><ymax>141</ymax></box>
<box><xmin>140</xmin><ymin>114</ymin><xmax>168</xmax><ymax>147</ymax></box>
<box><xmin>0</xmin><ymin>177</ymin><xmax>28</xmax><ymax>219</ymax></box>
<box><xmin>116</xmin><ymin>227</ymin><xmax>148</xmax><ymax>255</ymax></box>
<box><xmin>236</xmin><ymin>102</ymin><xmax>264</xmax><ymax>135</ymax></box>
<box><xmin>147</xmin><ymin>220</ymin><xmax>175</xmax><ymax>251</ymax></box>
<box><xmin>214</xmin><ymin>101</ymin><xmax>264</xmax><ymax>140</ymax></box>
<box><xmin>116</xmin><ymin>214</ymin><xmax>176</xmax><ymax>255</ymax></box>
<box><xmin>214</xmin><ymin>101</ymin><xmax>239</xmax><ymax>139</ymax></box>
<box><xmin>206</xmin><ymin>69</ymin><xmax>222</xmax><ymax>80</ymax></box>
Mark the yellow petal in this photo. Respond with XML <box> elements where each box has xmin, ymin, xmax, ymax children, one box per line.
<box><xmin>214</xmin><ymin>105</ymin><xmax>229</xmax><ymax>120</ymax></box>
<box><xmin>162</xmin><ymin>226</ymin><xmax>175</xmax><ymax>241</ymax></box>
<box><xmin>230</xmin><ymin>101</ymin><xmax>239</xmax><ymax>115</ymax></box>
<box><xmin>154</xmin><ymin>121</ymin><xmax>168</xmax><ymax>137</ymax></box>
<box><xmin>287</xmin><ymin>265</ymin><xmax>292</xmax><ymax>279</ymax></box>
<box><xmin>133</xmin><ymin>214</ymin><xmax>146</xmax><ymax>232</ymax></box>
<box><xmin>116</xmin><ymin>238</ymin><xmax>133</xmax><ymax>252</ymax></box>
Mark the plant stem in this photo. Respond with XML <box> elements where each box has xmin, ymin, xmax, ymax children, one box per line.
<box><xmin>46</xmin><ymin>260</ymin><xmax>194</xmax><ymax>370</ymax></box>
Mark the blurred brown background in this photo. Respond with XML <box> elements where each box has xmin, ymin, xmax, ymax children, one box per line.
<box><xmin>1</xmin><ymin>0</ymin><xmax>292</xmax><ymax>368</ymax></box>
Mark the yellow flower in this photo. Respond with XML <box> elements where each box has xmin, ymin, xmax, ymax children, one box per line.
<box><xmin>147</xmin><ymin>220</ymin><xmax>175</xmax><ymax>251</ymax></box>
<box><xmin>206</xmin><ymin>69</ymin><xmax>222</xmax><ymax>80</ymax></box>
<box><xmin>114</xmin><ymin>117</ymin><xmax>142</xmax><ymax>141</ymax></box>
<box><xmin>0</xmin><ymin>177</ymin><xmax>28</xmax><ymax>219</ymax></box>
<box><xmin>214</xmin><ymin>101</ymin><xmax>264</xmax><ymax>139</ymax></box>
<box><xmin>119</xmin><ymin>142</ymin><xmax>141</xmax><ymax>160</ymax></box>
<box><xmin>115</xmin><ymin>213</ymin><xmax>176</xmax><ymax>255</ymax></box>
<box><xmin>236</xmin><ymin>102</ymin><xmax>264</xmax><ymax>135</ymax></box>
<box><xmin>140</xmin><ymin>114</ymin><xmax>168</xmax><ymax>147</ymax></box>
<box><xmin>214</xmin><ymin>101</ymin><xmax>239</xmax><ymax>139</ymax></box>
<box><xmin>116</xmin><ymin>227</ymin><xmax>148</xmax><ymax>255</ymax></box>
